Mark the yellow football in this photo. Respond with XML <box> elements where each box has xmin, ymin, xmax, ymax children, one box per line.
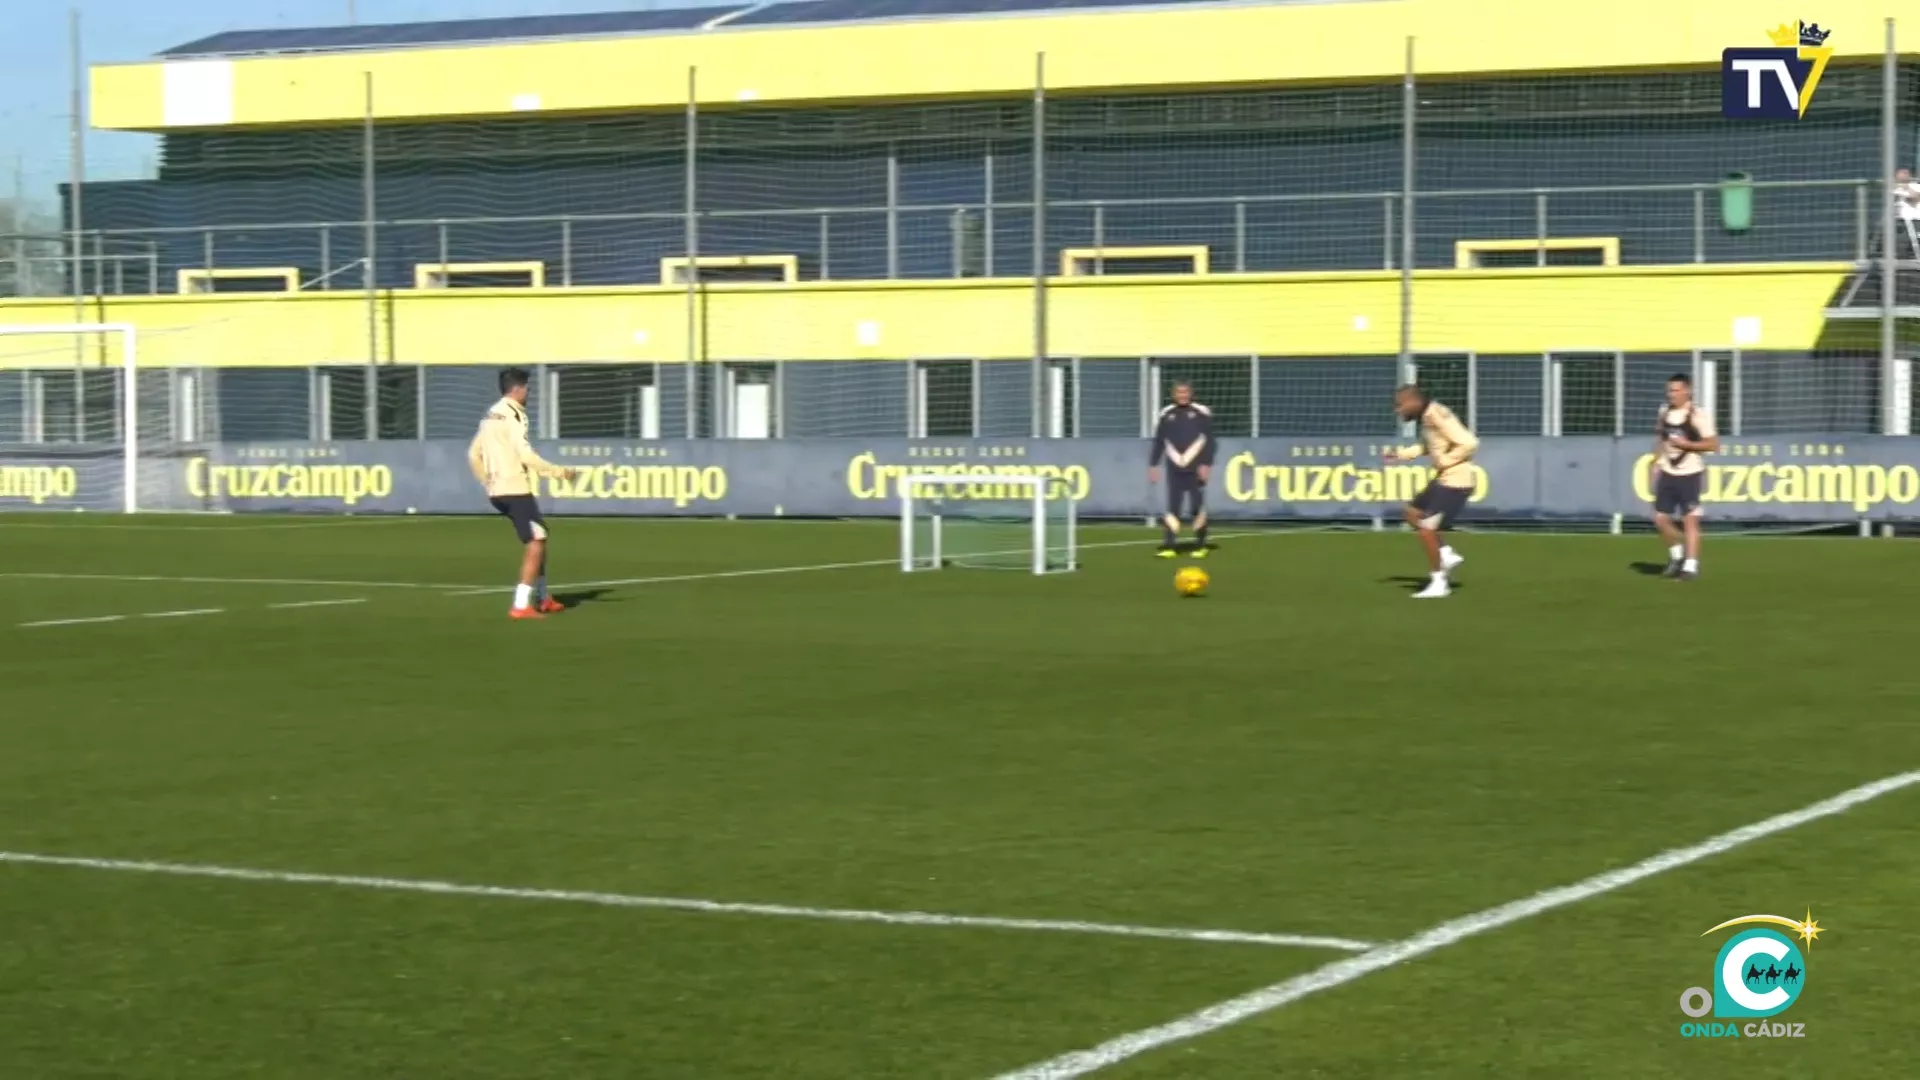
<box><xmin>1174</xmin><ymin>566</ymin><xmax>1209</xmax><ymax>597</ymax></box>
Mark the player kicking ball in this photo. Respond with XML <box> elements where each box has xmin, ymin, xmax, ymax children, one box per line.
<box><xmin>1384</xmin><ymin>385</ymin><xmax>1477</xmax><ymax>599</ymax></box>
<box><xmin>1650</xmin><ymin>373</ymin><xmax>1718</xmax><ymax>581</ymax></box>
<box><xmin>468</xmin><ymin>367</ymin><xmax>578</xmax><ymax>620</ymax></box>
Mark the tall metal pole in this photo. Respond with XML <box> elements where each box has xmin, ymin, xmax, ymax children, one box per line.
<box><xmin>10</xmin><ymin>156</ymin><xmax>25</xmax><ymax>295</ymax></box>
<box><xmin>347</xmin><ymin>1</ymin><xmax>358</xmax><ymax>24</ymax></box>
<box><xmin>1880</xmin><ymin>18</ymin><xmax>1900</xmax><ymax>434</ymax></box>
<box><xmin>1399</xmin><ymin>36</ymin><xmax>1415</xmax><ymax>381</ymax></box>
<box><xmin>363</xmin><ymin>72</ymin><xmax>379</xmax><ymax>441</ymax></box>
<box><xmin>685</xmin><ymin>67</ymin><xmax>700</xmax><ymax>439</ymax></box>
<box><xmin>69</xmin><ymin>9</ymin><xmax>85</xmax><ymax>367</ymax></box>
<box><xmin>1031</xmin><ymin>52</ymin><xmax>1047</xmax><ymax>439</ymax></box>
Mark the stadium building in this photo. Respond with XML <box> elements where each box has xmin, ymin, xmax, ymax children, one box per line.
<box><xmin>0</xmin><ymin>0</ymin><xmax>1915</xmax><ymax>500</ymax></box>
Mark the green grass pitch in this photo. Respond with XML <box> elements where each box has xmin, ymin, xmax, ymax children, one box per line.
<box><xmin>0</xmin><ymin>514</ymin><xmax>1914</xmax><ymax>1079</ymax></box>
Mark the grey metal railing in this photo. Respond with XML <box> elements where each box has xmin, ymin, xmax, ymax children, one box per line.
<box><xmin>0</xmin><ymin>177</ymin><xmax>1881</xmax><ymax>300</ymax></box>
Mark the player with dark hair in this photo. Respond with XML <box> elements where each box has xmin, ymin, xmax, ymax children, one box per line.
<box><xmin>1651</xmin><ymin>373</ymin><xmax>1719</xmax><ymax>581</ymax></box>
<box><xmin>468</xmin><ymin>367</ymin><xmax>578</xmax><ymax>619</ymax></box>
<box><xmin>1384</xmin><ymin>385</ymin><xmax>1477</xmax><ymax>599</ymax></box>
<box><xmin>1148</xmin><ymin>381</ymin><xmax>1216</xmax><ymax>558</ymax></box>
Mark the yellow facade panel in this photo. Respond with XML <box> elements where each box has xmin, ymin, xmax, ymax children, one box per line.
<box><xmin>0</xmin><ymin>267</ymin><xmax>1852</xmax><ymax>370</ymax></box>
<box><xmin>94</xmin><ymin>0</ymin><xmax>1916</xmax><ymax>131</ymax></box>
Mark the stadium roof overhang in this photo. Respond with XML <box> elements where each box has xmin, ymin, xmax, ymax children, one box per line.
<box><xmin>91</xmin><ymin>0</ymin><xmax>1917</xmax><ymax>132</ymax></box>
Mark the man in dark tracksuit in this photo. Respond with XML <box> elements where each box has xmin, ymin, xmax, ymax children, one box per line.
<box><xmin>1147</xmin><ymin>381</ymin><xmax>1216</xmax><ymax>559</ymax></box>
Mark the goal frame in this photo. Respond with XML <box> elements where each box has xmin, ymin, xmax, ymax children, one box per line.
<box><xmin>898</xmin><ymin>472</ymin><xmax>1078</xmax><ymax>575</ymax></box>
<box><xmin>0</xmin><ymin>323</ymin><xmax>139</xmax><ymax>513</ymax></box>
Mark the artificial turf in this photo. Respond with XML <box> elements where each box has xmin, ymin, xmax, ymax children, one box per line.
<box><xmin>0</xmin><ymin>515</ymin><xmax>1913</xmax><ymax>1078</ymax></box>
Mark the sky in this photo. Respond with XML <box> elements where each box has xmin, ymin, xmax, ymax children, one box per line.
<box><xmin>0</xmin><ymin>1</ymin><xmax>688</xmax><ymax>211</ymax></box>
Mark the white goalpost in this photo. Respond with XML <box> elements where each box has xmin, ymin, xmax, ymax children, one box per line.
<box><xmin>0</xmin><ymin>323</ymin><xmax>140</xmax><ymax>513</ymax></box>
<box><xmin>899</xmin><ymin>472</ymin><xmax>1078</xmax><ymax>575</ymax></box>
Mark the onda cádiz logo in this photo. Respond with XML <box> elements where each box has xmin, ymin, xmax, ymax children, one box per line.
<box><xmin>1679</xmin><ymin>910</ymin><xmax>1823</xmax><ymax>1039</ymax></box>
<box><xmin>1722</xmin><ymin>21</ymin><xmax>1834</xmax><ymax>119</ymax></box>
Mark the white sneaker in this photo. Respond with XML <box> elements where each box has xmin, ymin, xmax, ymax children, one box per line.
<box><xmin>1412</xmin><ymin>579</ymin><xmax>1451</xmax><ymax>599</ymax></box>
<box><xmin>1440</xmin><ymin>549</ymin><xmax>1465</xmax><ymax>572</ymax></box>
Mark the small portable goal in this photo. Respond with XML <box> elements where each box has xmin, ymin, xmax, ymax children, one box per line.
<box><xmin>899</xmin><ymin>472</ymin><xmax>1078</xmax><ymax>575</ymax></box>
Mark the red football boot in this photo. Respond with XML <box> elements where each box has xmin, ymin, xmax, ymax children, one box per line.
<box><xmin>537</xmin><ymin>597</ymin><xmax>566</xmax><ymax>614</ymax></box>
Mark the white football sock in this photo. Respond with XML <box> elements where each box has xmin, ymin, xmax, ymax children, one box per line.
<box><xmin>1669</xmin><ymin>544</ymin><xmax>1684</xmax><ymax>560</ymax></box>
<box><xmin>1682</xmin><ymin>558</ymin><xmax>1698</xmax><ymax>573</ymax></box>
<box><xmin>513</xmin><ymin>583</ymin><xmax>533</xmax><ymax>610</ymax></box>
<box><xmin>1440</xmin><ymin>545</ymin><xmax>1457</xmax><ymax>560</ymax></box>
<box><xmin>1431</xmin><ymin>570</ymin><xmax>1447</xmax><ymax>583</ymax></box>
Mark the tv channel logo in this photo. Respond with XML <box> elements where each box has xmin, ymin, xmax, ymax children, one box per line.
<box><xmin>1722</xmin><ymin>21</ymin><xmax>1834</xmax><ymax>119</ymax></box>
<box><xmin>1679</xmin><ymin>910</ymin><xmax>1822</xmax><ymax>1039</ymax></box>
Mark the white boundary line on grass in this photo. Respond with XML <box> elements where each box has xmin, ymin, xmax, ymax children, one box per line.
<box><xmin>0</xmin><ymin>851</ymin><xmax>1376</xmax><ymax>953</ymax></box>
<box><xmin>988</xmin><ymin>767</ymin><xmax>1920</xmax><ymax>1080</ymax></box>
<box><xmin>17</xmin><ymin>600</ymin><xmax>366</xmax><ymax>629</ymax></box>
<box><xmin>0</xmin><ymin>519</ymin><xmax>439</xmax><ymax>532</ymax></box>
<box><xmin>0</xmin><ymin>531</ymin><xmax>1267</xmax><ymax>595</ymax></box>
<box><xmin>448</xmin><ymin>531</ymin><xmax>1278</xmax><ymax>596</ymax></box>
<box><xmin>0</xmin><ymin>572</ymin><xmax>479</xmax><ymax>590</ymax></box>
<box><xmin>18</xmin><ymin>614</ymin><xmax>127</xmax><ymax>628</ymax></box>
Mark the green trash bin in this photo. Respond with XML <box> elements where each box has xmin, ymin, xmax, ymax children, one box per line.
<box><xmin>1720</xmin><ymin>172</ymin><xmax>1753</xmax><ymax>232</ymax></box>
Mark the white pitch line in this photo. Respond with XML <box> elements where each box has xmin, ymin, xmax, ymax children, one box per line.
<box><xmin>447</xmin><ymin>557</ymin><xmax>902</xmax><ymax>595</ymax></box>
<box><xmin>448</xmin><ymin>531</ymin><xmax>1281</xmax><ymax>596</ymax></box>
<box><xmin>18</xmin><ymin>614</ymin><xmax>127</xmax><ymax>628</ymax></box>
<box><xmin>265</xmin><ymin>598</ymin><xmax>368</xmax><ymax>610</ymax></box>
<box><xmin>0</xmin><ymin>518</ymin><xmax>435</xmax><ymax>533</ymax></box>
<box><xmin>140</xmin><ymin>607</ymin><xmax>224</xmax><ymax>620</ymax></box>
<box><xmin>990</xmin><ymin>767</ymin><xmax>1920</xmax><ymax>1080</ymax></box>
<box><xmin>0</xmin><ymin>852</ymin><xmax>1375</xmax><ymax>953</ymax></box>
<box><xmin>0</xmin><ymin>530</ymin><xmax>1284</xmax><ymax>597</ymax></box>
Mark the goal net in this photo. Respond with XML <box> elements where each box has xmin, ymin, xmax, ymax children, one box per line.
<box><xmin>900</xmin><ymin>473</ymin><xmax>1078</xmax><ymax>574</ymax></box>
<box><xmin>0</xmin><ymin>324</ymin><xmax>150</xmax><ymax>513</ymax></box>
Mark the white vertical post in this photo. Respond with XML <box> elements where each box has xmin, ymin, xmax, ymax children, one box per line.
<box><xmin>1065</xmin><ymin>487</ymin><xmax>1078</xmax><ymax>571</ymax></box>
<box><xmin>1032</xmin><ymin>484</ymin><xmax>1045</xmax><ymax>575</ymax></box>
<box><xmin>1893</xmin><ymin>359</ymin><xmax>1913</xmax><ymax>437</ymax></box>
<box><xmin>1612</xmin><ymin>350</ymin><xmax>1625</xmax><ymax>437</ymax></box>
<box><xmin>121</xmin><ymin>325</ymin><xmax>136</xmax><ymax>512</ymax></box>
<box><xmin>1465</xmin><ymin>352</ymin><xmax>1479</xmax><ymax>429</ymax></box>
<box><xmin>899</xmin><ymin>485</ymin><xmax>913</xmax><ymax>571</ymax></box>
<box><xmin>1731</xmin><ymin>350</ymin><xmax>1745</xmax><ymax>437</ymax></box>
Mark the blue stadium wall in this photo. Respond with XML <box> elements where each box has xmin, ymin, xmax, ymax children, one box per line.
<box><xmin>68</xmin><ymin>67</ymin><xmax>1920</xmax><ymax>293</ymax></box>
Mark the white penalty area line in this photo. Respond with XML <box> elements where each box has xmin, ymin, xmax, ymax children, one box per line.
<box><xmin>0</xmin><ymin>851</ymin><xmax>1375</xmax><ymax>954</ymax></box>
<box><xmin>991</xmin><ymin>767</ymin><xmax>1920</xmax><ymax>1080</ymax></box>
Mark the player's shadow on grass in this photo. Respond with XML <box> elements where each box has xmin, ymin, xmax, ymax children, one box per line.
<box><xmin>555</xmin><ymin>588</ymin><xmax>619</xmax><ymax>607</ymax></box>
<box><xmin>1627</xmin><ymin>562</ymin><xmax>1669</xmax><ymax>577</ymax></box>
<box><xmin>1379</xmin><ymin>575</ymin><xmax>1467</xmax><ymax>592</ymax></box>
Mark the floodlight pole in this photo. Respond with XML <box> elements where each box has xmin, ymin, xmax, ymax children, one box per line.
<box><xmin>1881</xmin><ymin>17</ymin><xmax>1899</xmax><ymax>434</ymax></box>
<box><xmin>685</xmin><ymin>67</ymin><xmax>700</xmax><ymax>438</ymax></box>
<box><xmin>363</xmin><ymin>72</ymin><xmax>380</xmax><ymax>441</ymax></box>
<box><xmin>1031</xmin><ymin>52</ymin><xmax>1047</xmax><ymax>439</ymax></box>
<box><xmin>1399</xmin><ymin>36</ymin><xmax>1415</xmax><ymax>380</ymax></box>
<box><xmin>69</xmin><ymin>9</ymin><xmax>85</xmax><ymax>368</ymax></box>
